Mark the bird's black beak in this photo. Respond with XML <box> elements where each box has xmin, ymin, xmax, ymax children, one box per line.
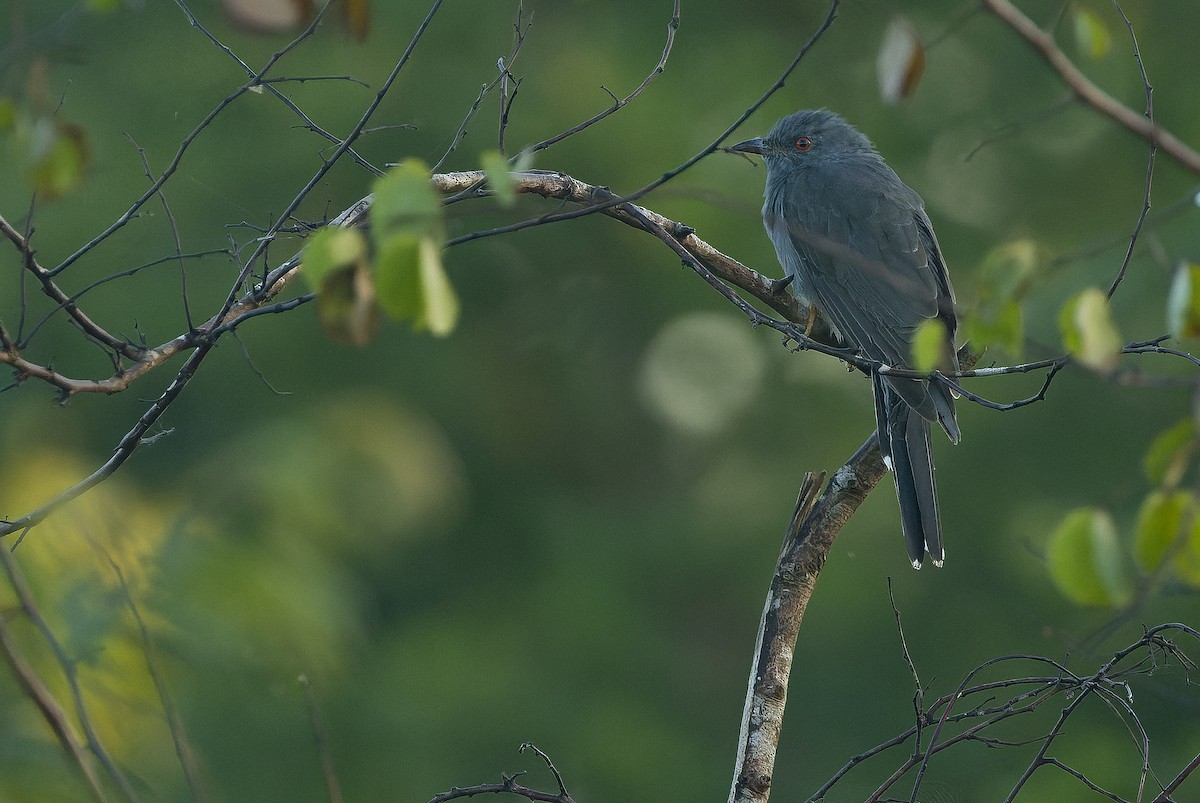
<box><xmin>729</xmin><ymin>136</ymin><xmax>767</xmax><ymax>155</ymax></box>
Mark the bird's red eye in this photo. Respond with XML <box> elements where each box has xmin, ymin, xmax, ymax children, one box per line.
<box><xmin>794</xmin><ymin>136</ymin><xmax>814</xmax><ymax>152</ymax></box>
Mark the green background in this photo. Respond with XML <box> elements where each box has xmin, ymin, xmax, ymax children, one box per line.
<box><xmin>1</xmin><ymin>1</ymin><xmax>1198</xmax><ymax>800</ymax></box>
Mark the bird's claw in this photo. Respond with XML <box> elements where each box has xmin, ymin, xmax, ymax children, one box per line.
<box><xmin>769</xmin><ymin>274</ymin><xmax>794</xmax><ymax>295</ymax></box>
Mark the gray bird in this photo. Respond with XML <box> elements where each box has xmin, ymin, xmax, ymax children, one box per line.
<box><xmin>731</xmin><ymin>109</ymin><xmax>959</xmax><ymax>568</ymax></box>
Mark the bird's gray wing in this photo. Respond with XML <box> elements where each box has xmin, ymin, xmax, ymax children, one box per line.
<box><xmin>766</xmin><ymin>157</ymin><xmax>957</xmax><ymax>438</ymax></box>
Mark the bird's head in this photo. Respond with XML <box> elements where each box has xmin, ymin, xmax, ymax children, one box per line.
<box><xmin>730</xmin><ymin>109</ymin><xmax>874</xmax><ymax>168</ymax></box>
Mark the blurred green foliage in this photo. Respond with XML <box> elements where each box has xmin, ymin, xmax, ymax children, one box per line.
<box><xmin>2</xmin><ymin>1</ymin><xmax>1200</xmax><ymax>801</ymax></box>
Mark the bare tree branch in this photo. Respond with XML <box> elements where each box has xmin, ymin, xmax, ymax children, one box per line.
<box><xmin>299</xmin><ymin>675</ymin><xmax>344</xmax><ymax>803</ymax></box>
<box><xmin>981</xmin><ymin>0</ymin><xmax>1200</xmax><ymax>175</ymax></box>
<box><xmin>523</xmin><ymin>0</ymin><xmax>679</xmax><ymax>156</ymax></box>
<box><xmin>803</xmin><ymin>625</ymin><xmax>1200</xmax><ymax>800</ymax></box>
<box><xmin>50</xmin><ymin>4</ymin><xmax>333</xmax><ymax>279</ymax></box>
<box><xmin>0</xmin><ymin>213</ymin><xmax>142</xmax><ymax>359</ymax></box>
<box><xmin>442</xmin><ymin>0</ymin><xmax>841</xmax><ymax>245</ymax></box>
<box><xmin>0</xmin><ymin>545</ymin><xmax>139</xmax><ymax>800</ymax></box>
<box><xmin>0</xmin><ymin>612</ymin><xmax>107</xmax><ymax>802</ymax></box>
<box><xmin>94</xmin><ymin>540</ymin><xmax>209</xmax><ymax>803</ymax></box>
<box><xmin>730</xmin><ymin>432</ymin><xmax>889</xmax><ymax>802</ymax></box>
<box><xmin>172</xmin><ymin>0</ymin><xmax>383</xmax><ymax>177</ymax></box>
<box><xmin>426</xmin><ymin>744</ymin><xmax>574</xmax><ymax>803</ymax></box>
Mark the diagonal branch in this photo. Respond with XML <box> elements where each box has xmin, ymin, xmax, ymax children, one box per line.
<box><xmin>524</xmin><ymin>0</ymin><xmax>680</xmax><ymax>155</ymax></box>
<box><xmin>0</xmin><ymin>545</ymin><xmax>139</xmax><ymax>800</ymax></box>
<box><xmin>0</xmin><ymin>213</ymin><xmax>142</xmax><ymax>359</ymax></box>
<box><xmin>729</xmin><ymin>435</ymin><xmax>890</xmax><ymax>803</ymax></box>
<box><xmin>0</xmin><ymin>613</ymin><xmax>107</xmax><ymax>801</ymax></box>
<box><xmin>980</xmin><ymin>0</ymin><xmax>1200</xmax><ymax>175</ymax></box>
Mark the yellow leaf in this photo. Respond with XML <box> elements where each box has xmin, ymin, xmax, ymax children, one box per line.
<box><xmin>1059</xmin><ymin>287</ymin><xmax>1121</xmax><ymax>371</ymax></box>
<box><xmin>341</xmin><ymin>0</ymin><xmax>370</xmax><ymax>41</ymax></box>
<box><xmin>1176</xmin><ymin>518</ymin><xmax>1200</xmax><ymax>586</ymax></box>
<box><xmin>416</xmin><ymin>237</ymin><xmax>459</xmax><ymax>336</ymax></box>
<box><xmin>910</xmin><ymin>318</ymin><xmax>949</xmax><ymax>373</ymax></box>
<box><xmin>1143</xmin><ymin>418</ymin><xmax>1195</xmax><ymax>487</ymax></box>
<box><xmin>1167</xmin><ymin>263</ymin><xmax>1200</xmax><ymax>340</ymax></box>
<box><xmin>1073</xmin><ymin>7</ymin><xmax>1112</xmax><ymax>60</ymax></box>
<box><xmin>373</xmin><ymin>234</ymin><xmax>458</xmax><ymax>337</ymax></box>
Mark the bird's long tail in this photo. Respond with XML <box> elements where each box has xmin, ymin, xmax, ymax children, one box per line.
<box><xmin>873</xmin><ymin>377</ymin><xmax>944</xmax><ymax>568</ymax></box>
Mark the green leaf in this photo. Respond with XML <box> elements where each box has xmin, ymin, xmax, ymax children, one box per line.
<box><xmin>964</xmin><ymin>240</ymin><xmax>1041</xmax><ymax>358</ymax></box>
<box><xmin>374</xmin><ymin>233</ymin><xmax>422</xmax><ymax>320</ymax></box>
<box><xmin>416</xmin><ymin>236</ymin><xmax>459</xmax><ymax>336</ymax></box>
<box><xmin>1133</xmin><ymin>490</ymin><xmax>1193</xmax><ymax>573</ymax></box>
<box><xmin>480</xmin><ymin>149</ymin><xmax>517</xmax><ymax>208</ymax></box>
<box><xmin>961</xmin><ymin>299</ymin><xmax>1023</xmax><ymax>359</ymax></box>
<box><xmin>1073</xmin><ymin>7</ymin><xmax>1112</xmax><ymax>60</ymax></box>
<box><xmin>1059</xmin><ymin>287</ymin><xmax>1121</xmax><ymax>371</ymax></box>
<box><xmin>302</xmin><ymin>227</ymin><xmax>368</xmax><ymax>288</ymax></box>
<box><xmin>371</xmin><ymin>158</ymin><xmax>443</xmax><ymax>244</ymax></box>
<box><xmin>28</xmin><ymin>121</ymin><xmax>89</xmax><ymax>200</ymax></box>
<box><xmin>1047</xmin><ymin>508</ymin><xmax>1129</xmax><ymax>606</ymax></box>
<box><xmin>1142</xmin><ymin>418</ymin><xmax>1195</xmax><ymax>486</ymax></box>
<box><xmin>369</xmin><ymin>160</ymin><xmax>457</xmax><ymax>337</ymax></box>
<box><xmin>1166</xmin><ymin>263</ymin><xmax>1200</xmax><ymax>340</ymax></box>
<box><xmin>978</xmin><ymin>240</ymin><xmax>1040</xmax><ymax>302</ymax></box>
<box><xmin>316</xmin><ymin>263</ymin><xmax>378</xmax><ymax>347</ymax></box>
<box><xmin>910</xmin><ymin>318</ymin><xmax>949</xmax><ymax>373</ymax></box>
<box><xmin>1175</xmin><ymin>519</ymin><xmax>1200</xmax><ymax>587</ymax></box>
<box><xmin>0</xmin><ymin>97</ymin><xmax>15</xmax><ymax>132</ymax></box>
<box><xmin>374</xmin><ymin>233</ymin><xmax>459</xmax><ymax>337</ymax></box>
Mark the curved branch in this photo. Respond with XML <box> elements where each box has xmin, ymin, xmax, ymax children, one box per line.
<box><xmin>8</xmin><ymin>169</ymin><xmax>1190</xmax><ymax>408</ymax></box>
<box><xmin>0</xmin><ymin>613</ymin><xmax>105</xmax><ymax>801</ymax></box>
<box><xmin>524</xmin><ymin>0</ymin><xmax>680</xmax><ymax>156</ymax></box>
<box><xmin>981</xmin><ymin>0</ymin><xmax>1200</xmax><ymax>175</ymax></box>
<box><xmin>442</xmin><ymin>0</ymin><xmax>842</xmax><ymax>246</ymax></box>
<box><xmin>0</xmin><ymin>213</ymin><xmax>142</xmax><ymax>360</ymax></box>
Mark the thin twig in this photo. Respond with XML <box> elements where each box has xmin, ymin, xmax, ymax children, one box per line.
<box><xmin>0</xmin><ymin>545</ymin><xmax>140</xmax><ymax>800</ymax></box>
<box><xmin>93</xmin><ymin>540</ymin><xmax>209</xmax><ymax>802</ymax></box>
<box><xmin>519</xmin><ymin>743</ymin><xmax>573</xmax><ymax>801</ymax></box>
<box><xmin>51</xmin><ymin>4</ymin><xmax>332</xmax><ymax>278</ymax></box>
<box><xmin>1106</xmin><ymin>0</ymin><xmax>1155</xmax><ymax>299</ymax></box>
<box><xmin>0</xmin><ymin>213</ymin><xmax>141</xmax><ymax>358</ymax></box>
<box><xmin>20</xmin><ymin>249</ymin><xmax>231</xmax><ymax>347</ymax></box>
<box><xmin>173</xmin><ymin>1</ymin><xmax>382</xmax><ymax>176</ymax></box>
<box><xmin>443</xmin><ymin>0</ymin><xmax>841</xmax><ymax>246</ymax></box>
<box><xmin>299</xmin><ymin>675</ymin><xmax>344</xmax><ymax>803</ymax></box>
<box><xmin>126</xmin><ymin>133</ymin><xmax>195</xmax><ymax>330</ymax></box>
<box><xmin>0</xmin><ymin>613</ymin><xmax>106</xmax><ymax>801</ymax></box>
<box><xmin>208</xmin><ymin>0</ymin><xmax>447</xmax><ymax>332</ymax></box>
<box><xmin>522</xmin><ymin>0</ymin><xmax>678</xmax><ymax>156</ymax></box>
<box><xmin>1154</xmin><ymin>751</ymin><xmax>1200</xmax><ymax>802</ymax></box>
<box><xmin>431</xmin><ymin>2</ymin><xmax>531</xmax><ymax>173</ymax></box>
